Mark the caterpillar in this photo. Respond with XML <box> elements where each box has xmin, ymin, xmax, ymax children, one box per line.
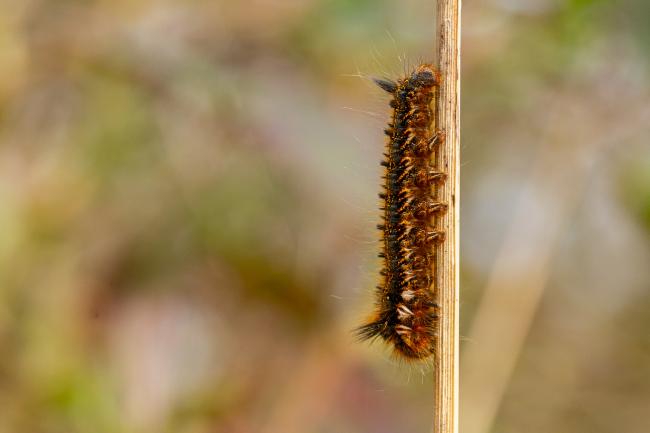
<box><xmin>357</xmin><ymin>63</ymin><xmax>447</xmax><ymax>361</ymax></box>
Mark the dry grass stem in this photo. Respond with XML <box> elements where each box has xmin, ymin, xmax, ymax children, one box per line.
<box><xmin>433</xmin><ymin>1</ymin><xmax>461</xmax><ymax>432</ymax></box>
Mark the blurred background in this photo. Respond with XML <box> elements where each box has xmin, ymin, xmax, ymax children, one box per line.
<box><xmin>0</xmin><ymin>0</ymin><xmax>649</xmax><ymax>432</ymax></box>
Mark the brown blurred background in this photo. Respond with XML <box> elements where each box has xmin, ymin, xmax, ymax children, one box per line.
<box><xmin>0</xmin><ymin>1</ymin><xmax>649</xmax><ymax>432</ymax></box>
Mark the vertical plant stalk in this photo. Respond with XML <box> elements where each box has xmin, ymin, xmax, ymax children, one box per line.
<box><xmin>434</xmin><ymin>1</ymin><xmax>461</xmax><ymax>433</ymax></box>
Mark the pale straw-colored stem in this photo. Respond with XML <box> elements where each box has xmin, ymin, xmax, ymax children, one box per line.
<box><xmin>433</xmin><ymin>1</ymin><xmax>461</xmax><ymax>432</ymax></box>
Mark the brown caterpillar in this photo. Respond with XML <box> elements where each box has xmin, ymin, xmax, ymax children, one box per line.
<box><xmin>357</xmin><ymin>63</ymin><xmax>447</xmax><ymax>360</ymax></box>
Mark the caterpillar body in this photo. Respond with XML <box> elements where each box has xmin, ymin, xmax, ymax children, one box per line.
<box><xmin>357</xmin><ymin>63</ymin><xmax>447</xmax><ymax>361</ymax></box>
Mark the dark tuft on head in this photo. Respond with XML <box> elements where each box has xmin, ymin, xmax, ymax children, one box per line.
<box><xmin>374</xmin><ymin>78</ymin><xmax>398</xmax><ymax>94</ymax></box>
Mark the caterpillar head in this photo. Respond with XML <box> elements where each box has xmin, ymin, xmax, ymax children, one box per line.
<box><xmin>411</xmin><ymin>64</ymin><xmax>440</xmax><ymax>88</ymax></box>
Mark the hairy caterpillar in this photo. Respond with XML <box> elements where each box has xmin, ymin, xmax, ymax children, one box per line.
<box><xmin>357</xmin><ymin>63</ymin><xmax>447</xmax><ymax>360</ymax></box>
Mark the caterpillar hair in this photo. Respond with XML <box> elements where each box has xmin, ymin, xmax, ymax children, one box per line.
<box><xmin>357</xmin><ymin>63</ymin><xmax>448</xmax><ymax>361</ymax></box>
